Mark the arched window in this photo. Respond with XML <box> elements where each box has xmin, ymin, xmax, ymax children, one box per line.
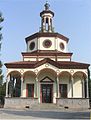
<box><xmin>46</xmin><ymin>18</ymin><xmax>49</xmax><ymax>31</ymax></box>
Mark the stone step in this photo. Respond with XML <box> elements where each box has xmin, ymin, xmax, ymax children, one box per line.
<box><xmin>30</xmin><ymin>103</ymin><xmax>62</xmax><ymax>110</ymax></box>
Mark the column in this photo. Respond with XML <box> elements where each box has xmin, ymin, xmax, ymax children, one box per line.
<box><xmin>57</xmin><ymin>76</ymin><xmax>60</xmax><ymax>98</ymax></box>
<box><xmin>5</xmin><ymin>75</ymin><xmax>10</xmax><ymax>97</ymax></box>
<box><xmin>86</xmin><ymin>78</ymin><xmax>89</xmax><ymax>98</ymax></box>
<box><xmin>71</xmin><ymin>76</ymin><xmax>74</xmax><ymax>98</ymax></box>
<box><xmin>21</xmin><ymin>76</ymin><xmax>23</xmax><ymax>97</ymax></box>
<box><xmin>35</xmin><ymin>77</ymin><xmax>38</xmax><ymax>98</ymax></box>
<box><xmin>43</xmin><ymin>17</ymin><xmax>46</xmax><ymax>32</ymax></box>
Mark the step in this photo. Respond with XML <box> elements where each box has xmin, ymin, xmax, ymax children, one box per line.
<box><xmin>30</xmin><ymin>103</ymin><xmax>63</xmax><ymax>110</ymax></box>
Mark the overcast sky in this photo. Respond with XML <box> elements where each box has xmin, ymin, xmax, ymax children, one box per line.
<box><xmin>0</xmin><ymin>0</ymin><xmax>91</xmax><ymax>79</ymax></box>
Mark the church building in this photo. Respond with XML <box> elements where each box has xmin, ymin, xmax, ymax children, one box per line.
<box><xmin>4</xmin><ymin>3</ymin><xmax>90</xmax><ymax>108</ymax></box>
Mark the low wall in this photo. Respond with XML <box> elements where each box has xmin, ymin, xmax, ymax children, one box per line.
<box><xmin>56</xmin><ymin>98</ymin><xmax>89</xmax><ymax>109</ymax></box>
<box><xmin>4</xmin><ymin>97</ymin><xmax>38</xmax><ymax>109</ymax></box>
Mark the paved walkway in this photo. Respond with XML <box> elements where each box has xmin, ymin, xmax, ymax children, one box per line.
<box><xmin>0</xmin><ymin>108</ymin><xmax>90</xmax><ymax>119</ymax></box>
<box><xmin>0</xmin><ymin>104</ymin><xmax>91</xmax><ymax>119</ymax></box>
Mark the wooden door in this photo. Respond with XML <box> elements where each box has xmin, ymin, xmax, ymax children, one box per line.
<box><xmin>41</xmin><ymin>84</ymin><xmax>53</xmax><ymax>103</ymax></box>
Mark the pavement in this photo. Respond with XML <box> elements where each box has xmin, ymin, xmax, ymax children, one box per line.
<box><xmin>0</xmin><ymin>108</ymin><xmax>91</xmax><ymax>120</ymax></box>
<box><xmin>0</xmin><ymin>104</ymin><xmax>91</xmax><ymax>119</ymax></box>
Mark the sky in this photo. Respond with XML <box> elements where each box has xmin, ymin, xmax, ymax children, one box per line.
<box><xmin>0</xmin><ymin>0</ymin><xmax>91</xmax><ymax>80</ymax></box>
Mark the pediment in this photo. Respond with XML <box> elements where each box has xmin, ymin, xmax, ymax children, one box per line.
<box><xmin>40</xmin><ymin>76</ymin><xmax>54</xmax><ymax>82</ymax></box>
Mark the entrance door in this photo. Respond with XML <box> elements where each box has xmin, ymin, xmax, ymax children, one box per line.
<box><xmin>41</xmin><ymin>84</ymin><xmax>53</xmax><ymax>103</ymax></box>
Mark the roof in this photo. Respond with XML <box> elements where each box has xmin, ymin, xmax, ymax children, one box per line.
<box><xmin>25</xmin><ymin>32</ymin><xmax>69</xmax><ymax>43</ymax></box>
<box><xmin>40</xmin><ymin>10</ymin><xmax>54</xmax><ymax>17</ymax></box>
<box><xmin>5</xmin><ymin>58</ymin><xmax>90</xmax><ymax>69</ymax></box>
<box><xmin>40</xmin><ymin>2</ymin><xmax>54</xmax><ymax>17</ymax></box>
<box><xmin>22</xmin><ymin>50</ymin><xmax>73</xmax><ymax>56</ymax></box>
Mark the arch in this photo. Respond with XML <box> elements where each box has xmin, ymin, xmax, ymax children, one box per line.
<box><xmin>7</xmin><ymin>70</ymin><xmax>21</xmax><ymax>77</ymax></box>
<box><xmin>73</xmin><ymin>71</ymin><xmax>87</xmax><ymax>79</ymax></box>
<box><xmin>58</xmin><ymin>71</ymin><xmax>71</xmax><ymax>77</ymax></box>
<box><xmin>23</xmin><ymin>71</ymin><xmax>36</xmax><ymax>84</ymax></box>
<box><xmin>38</xmin><ymin>68</ymin><xmax>56</xmax><ymax>103</ymax></box>
<box><xmin>73</xmin><ymin>71</ymin><xmax>87</xmax><ymax>98</ymax></box>
<box><xmin>37</xmin><ymin>68</ymin><xmax>57</xmax><ymax>82</ymax></box>
<box><xmin>58</xmin><ymin>71</ymin><xmax>71</xmax><ymax>98</ymax></box>
<box><xmin>23</xmin><ymin>71</ymin><xmax>36</xmax><ymax>78</ymax></box>
<box><xmin>7</xmin><ymin>70</ymin><xmax>21</xmax><ymax>97</ymax></box>
<box><xmin>46</xmin><ymin>17</ymin><xmax>48</xmax><ymax>23</ymax></box>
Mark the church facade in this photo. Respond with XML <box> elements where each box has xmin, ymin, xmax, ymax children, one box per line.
<box><xmin>4</xmin><ymin>3</ymin><xmax>90</xmax><ymax>108</ymax></box>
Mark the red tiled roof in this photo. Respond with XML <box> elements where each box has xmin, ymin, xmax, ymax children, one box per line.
<box><xmin>5</xmin><ymin>58</ymin><xmax>90</xmax><ymax>69</ymax></box>
<box><xmin>25</xmin><ymin>32</ymin><xmax>69</xmax><ymax>43</ymax></box>
<box><xmin>22</xmin><ymin>50</ymin><xmax>73</xmax><ymax>56</ymax></box>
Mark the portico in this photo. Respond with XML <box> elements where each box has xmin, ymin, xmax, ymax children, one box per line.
<box><xmin>5</xmin><ymin>64</ymin><xmax>89</xmax><ymax>104</ymax></box>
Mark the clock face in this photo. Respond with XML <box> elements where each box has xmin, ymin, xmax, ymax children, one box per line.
<box><xmin>60</xmin><ymin>42</ymin><xmax>65</xmax><ymax>50</ymax></box>
<box><xmin>43</xmin><ymin>39</ymin><xmax>52</xmax><ymax>48</ymax></box>
<box><xmin>29</xmin><ymin>42</ymin><xmax>35</xmax><ymax>50</ymax></box>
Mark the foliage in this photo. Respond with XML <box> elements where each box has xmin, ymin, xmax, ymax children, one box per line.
<box><xmin>0</xmin><ymin>82</ymin><xmax>6</xmax><ymax>97</ymax></box>
<box><xmin>0</xmin><ymin>12</ymin><xmax>4</xmax><ymax>106</ymax></box>
<box><xmin>0</xmin><ymin>11</ymin><xmax>4</xmax><ymax>85</ymax></box>
<box><xmin>0</xmin><ymin>11</ymin><xmax>4</xmax><ymax>51</ymax></box>
<box><xmin>0</xmin><ymin>12</ymin><xmax>4</xmax><ymax>51</ymax></box>
<box><xmin>0</xmin><ymin>82</ymin><xmax>6</xmax><ymax>106</ymax></box>
<box><xmin>0</xmin><ymin>61</ymin><xmax>3</xmax><ymax>85</ymax></box>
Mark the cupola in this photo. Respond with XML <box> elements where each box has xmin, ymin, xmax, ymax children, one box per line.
<box><xmin>25</xmin><ymin>2</ymin><xmax>69</xmax><ymax>53</ymax></box>
<box><xmin>40</xmin><ymin>2</ymin><xmax>54</xmax><ymax>33</ymax></box>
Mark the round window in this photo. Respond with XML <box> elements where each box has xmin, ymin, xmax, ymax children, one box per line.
<box><xmin>60</xmin><ymin>42</ymin><xmax>65</xmax><ymax>50</ymax></box>
<box><xmin>29</xmin><ymin>42</ymin><xmax>35</xmax><ymax>50</ymax></box>
<box><xmin>43</xmin><ymin>40</ymin><xmax>52</xmax><ymax>48</ymax></box>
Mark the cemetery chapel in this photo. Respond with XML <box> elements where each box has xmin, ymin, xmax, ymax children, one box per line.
<box><xmin>5</xmin><ymin>3</ymin><xmax>90</xmax><ymax>108</ymax></box>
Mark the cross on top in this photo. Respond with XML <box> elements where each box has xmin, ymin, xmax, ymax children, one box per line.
<box><xmin>44</xmin><ymin>1</ymin><xmax>50</xmax><ymax>10</ymax></box>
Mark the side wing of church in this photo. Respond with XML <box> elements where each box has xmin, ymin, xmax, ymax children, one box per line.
<box><xmin>4</xmin><ymin>3</ymin><xmax>90</xmax><ymax>109</ymax></box>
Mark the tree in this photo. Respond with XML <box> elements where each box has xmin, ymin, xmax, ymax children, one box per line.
<box><xmin>0</xmin><ymin>82</ymin><xmax>6</xmax><ymax>107</ymax></box>
<box><xmin>0</xmin><ymin>61</ymin><xmax>3</xmax><ymax>85</ymax></box>
<box><xmin>0</xmin><ymin>12</ymin><xmax>5</xmax><ymax>107</ymax></box>
<box><xmin>0</xmin><ymin>12</ymin><xmax>4</xmax><ymax>85</ymax></box>
<box><xmin>0</xmin><ymin>82</ymin><xmax>6</xmax><ymax>96</ymax></box>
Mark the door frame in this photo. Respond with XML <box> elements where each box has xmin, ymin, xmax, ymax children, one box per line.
<box><xmin>41</xmin><ymin>83</ymin><xmax>53</xmax><ymax>103</ymax></box>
